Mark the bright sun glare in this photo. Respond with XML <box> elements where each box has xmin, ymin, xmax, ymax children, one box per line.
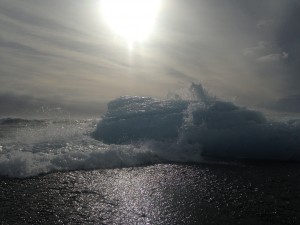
<box><xmin>101</xmin><ymin>0</ymin><xmax>161</xmax><ymax>44</ymax></box>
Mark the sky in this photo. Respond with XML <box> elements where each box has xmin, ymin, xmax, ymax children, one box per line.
<box><xmin>0</xmin><ymin>0</ymin><xmax>300</xmax><ymax>117</ymax></box>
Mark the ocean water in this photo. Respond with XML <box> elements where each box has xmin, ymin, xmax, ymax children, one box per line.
<box><xmin>1</xmin><ymin>83</ymin><xmax>299</xmax><ymax>178</ymax></box>
<box><xmin>1</xmin><ymin>83</ymin><xmax>300</xmax><ymax>224</ymax></box>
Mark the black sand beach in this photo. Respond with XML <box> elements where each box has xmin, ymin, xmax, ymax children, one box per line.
<box><xmin>1</xmin><ymin>163</ymin><xmax>300</xmax><ymax>225</ymax></box>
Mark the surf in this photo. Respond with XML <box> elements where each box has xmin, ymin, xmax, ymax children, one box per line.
<box><xmin>1</xmin><ymin>83</ymin><xmax>300</xmax><ymax>178</ymax></box>
<box><xmin>94</xmin><ymin>83</ymin><xmax>300</xmax><ymax>160</ymax></box>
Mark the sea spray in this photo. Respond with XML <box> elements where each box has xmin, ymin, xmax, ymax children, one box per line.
<box><xmin>1</xmin><ymin>83</ymin><xmax>300</xmax><ymax>178</ymax></box>
<box><xmin>95</xmin><ymin>83</ymin><xmax>300</xmax><ymax>160</ymax></box>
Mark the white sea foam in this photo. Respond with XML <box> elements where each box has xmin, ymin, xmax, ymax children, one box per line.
<box><xmin>0</xmin><ymin>83</ymin><xmax>300</xmax><ymax>178</ymax></box>
<box><xmin>94</xmin><ymin>83</ymin><xmax>300</xmax><ymax>160</ymax></box>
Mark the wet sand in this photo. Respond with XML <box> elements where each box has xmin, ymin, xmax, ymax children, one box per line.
<box><xmin>1</xmin><ymin>162</ymin><xmax>300</xmax><ymax>224</ymax></box>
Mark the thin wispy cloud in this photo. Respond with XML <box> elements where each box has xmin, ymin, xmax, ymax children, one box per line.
<box><xmin>0</xmin><ymin>0</ymin><xmax>300</xmax><ymax>116</ymax></box>
<box><xmin>257</xmin><ymin>52</ymin><xmax>289</xmax><ymax>63</ymax></box>
<box><xmin>243</xmin><ymin>42</ymin><xmax>267</xmax><ymax>57</ymax></box>
<box><xmin>256</xmin><ymin>19</ymin><xmax>275</xmax><ymax>29</ymax></box>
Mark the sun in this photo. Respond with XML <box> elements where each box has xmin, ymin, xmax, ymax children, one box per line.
<box><xmin>101</xmin><ymin>0</ymin><xmax>161</xmax><ymax>44</ymax></box>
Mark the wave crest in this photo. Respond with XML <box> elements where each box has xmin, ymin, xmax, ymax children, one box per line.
<box><xmin>94</xmin><ymin>83</ymin><xmax>300</xmax><ymax>161</ymax></box>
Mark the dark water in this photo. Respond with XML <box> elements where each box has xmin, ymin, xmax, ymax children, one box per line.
<box><xmin>1</xmin><ymin>163</ymin><xmax>300</xmax><ymax>225</ymax></box>
<box><xmin>1</xmin><ymin>84</ymin><xmax>300</xmax><ymax>224</ymax></box>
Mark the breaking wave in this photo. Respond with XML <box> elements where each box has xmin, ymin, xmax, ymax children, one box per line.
<box><xmin>94</xmin><ymin>83</ymin><xmax>300</xmax><ymax>160</ymax></box>
<box><xmin>0</xmin><ymin>83</ymin><xmax>299</xmax><ymax>178</ymax></box>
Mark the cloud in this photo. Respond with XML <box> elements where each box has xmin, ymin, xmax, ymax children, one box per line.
<box><xmin>256</xmin><ymin>52</ymin><xmax>288</xmax><ymax>63</ymax></box>
<box><xmin>271</xmin><ymin>94</ymin><xmax>300</xmax><ymax>113</ymax></box>
<box><xmin>0</xmin><ymin>0</ymin><xmax>300</xmax><ymax>115</ymax></box>
<box><xmin>256</xmin><ymin>19</ymin><xmax>275</xmax><ymax>29</ymax></box>
<box><xmin>166</xmin><ymin>68</ymin><xmax>194</xmax><ymax>82</ymax></box>
<box><xmin>243</xmin><ymin>41</ymin><xmax>267</xmax><ymax>56</ymax></box>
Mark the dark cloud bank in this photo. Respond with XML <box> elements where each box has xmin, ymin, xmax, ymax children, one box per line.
<box><xmin>270</xmin><ymin>95</ymin><xmax>300</xmax><ymax>113</ymax></box>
